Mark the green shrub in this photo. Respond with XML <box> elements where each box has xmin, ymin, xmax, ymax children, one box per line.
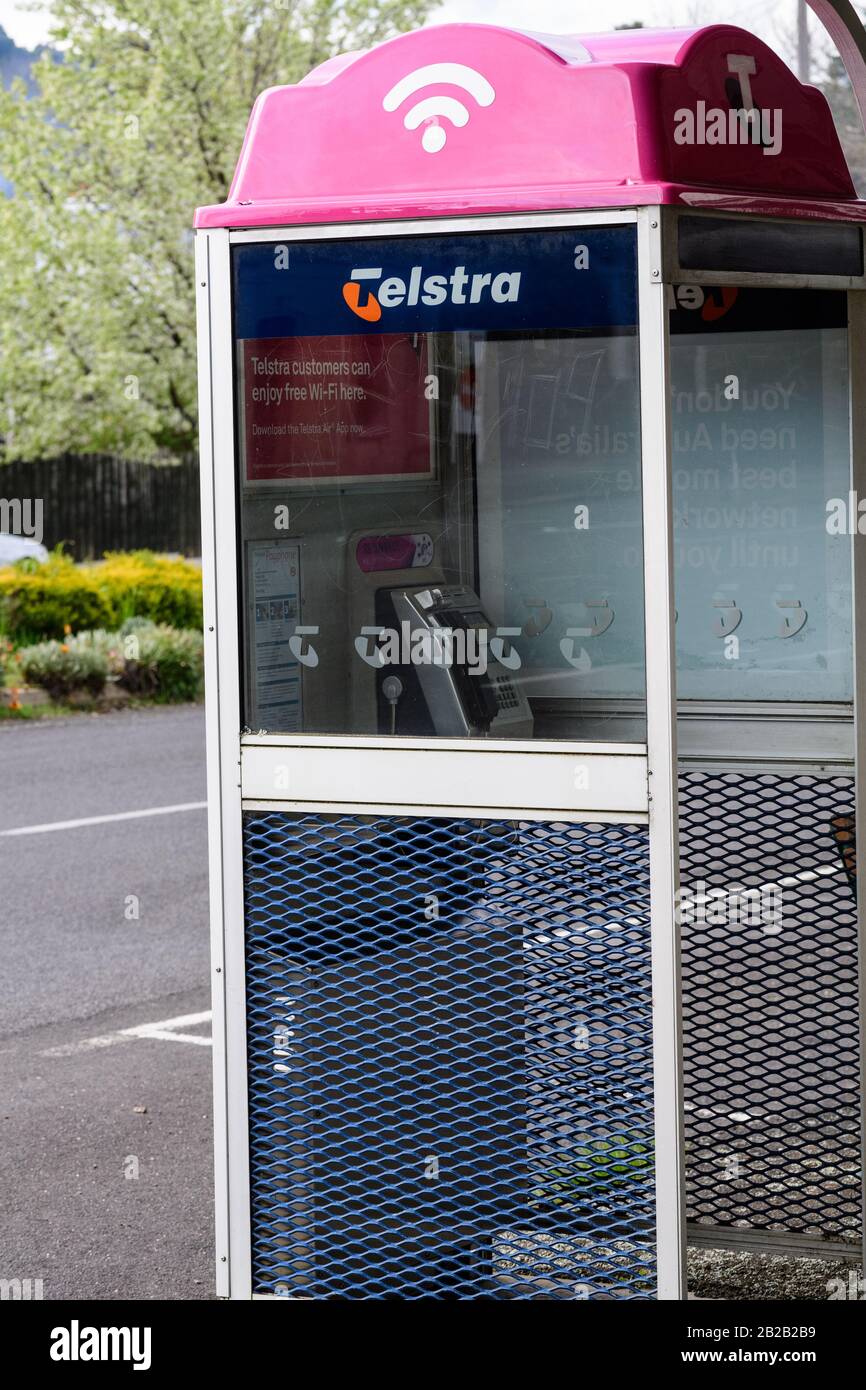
<box><xmin>533</xmin><ymin>1137</ymin><xmax>653</xmax><ymax>1209</ymax></box>
<box><xmin>18</xmin><ymin>622</ymin><xmax>203</xmax><ymax>703</ymax></box>
<box><xmin>0</xmin><ymin>551</ymin><xmax>202</xmax><ymax>641</ymax></box>
<box><xmin>119</xmin><ymin>614</ymin><xmax>154</xmax><ymax>635</ymax></box>
<box><xmin>71</xmin><ymin>628</ymin><xmax>125</xmax><ymax>677</ymax></box>
<box><xmin>119</xmin><ymin>623</ymin><xmax>204</xmax><ymax>702</ymax></box>
<box><xmin>19</xmin><ymin>634</ymin><xmax>109</xmax><ymax>700</ymax></box>
<box><xmin>0</xmin><ymin>554</ymin><xmax>114</xmax><ymax>640</ymax></box>
<box><xmin>9</xmin><ymin>554</ymin><xmax>45</xmax><ymax>576</ymax></box>
<box><xmin>98</xmin><ymin>553</ymin><xmax>203</xmax><ymax>630</ymax></box>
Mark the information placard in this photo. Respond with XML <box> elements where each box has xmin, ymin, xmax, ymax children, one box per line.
<box><xmin>248</xmin><ymin>540</ymin><xmax>302</xmax><ymax>731</ymax></box>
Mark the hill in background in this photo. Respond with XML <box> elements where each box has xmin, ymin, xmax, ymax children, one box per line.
<box><xmin>0</xmin><ymin>22</ymin><xmax>44</xmax><ymax>194</ymax></box>
<box><xmin>0</xmin><ymin>22</ymin><xmax>42</xmax><ymax>93</ymax></box>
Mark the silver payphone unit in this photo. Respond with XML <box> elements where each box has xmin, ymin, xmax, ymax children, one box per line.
<box><xmin>382</xmin><ymin>583</ymin><xmax>533</xmax><ymax>738</ymax></box>
<box><xmin>350</xmin><ymin>528</ymin><xmax>532</xmax><ymax>738</ymax></box>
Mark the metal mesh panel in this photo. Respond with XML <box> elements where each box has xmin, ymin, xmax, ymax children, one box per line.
<box><xmin>679</xmin><ymin>771</ymin><xmax>862</xmax><ymax>1242</ymax></box>
<box><xmin>243</xmin><ymin>812</ymin><xmax>656</xmax><ymax>1299</ymax></box>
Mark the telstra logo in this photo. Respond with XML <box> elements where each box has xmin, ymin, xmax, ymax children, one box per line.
<box><xmin>668</xmin><ymin>283</ymin><xmax>739</xmax><ymax>322</ymax></box>
<box><xmin>341</xmin><ymin>264</ymin><xmax>522</xmax><ymax>320</ymax></box>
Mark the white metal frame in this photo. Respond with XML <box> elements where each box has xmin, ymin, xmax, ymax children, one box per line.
<box><xmin>637</xmin><ymin>208</ymin><xmax>688</xmax><ymax>1297</ymax></box>
<box><xmin>241</xmin><ymin>734</ymin><xmax>649</xmax><ymax>821</ymax></box>
<box><xmin>197</xmin><ymin>205</ymin><xmax>688</xmax><ymax>1300</ymax></box>
<box><xmin>677</xmin><ymin>285</ymin><xmax>866</xmax><ymax>1275</ymax></box>
<box><xmin>847</xmin><ymin>288</ymin><xmax>866</xmax><ymax>1268</ymax></box>
<box><xmin>196</xmin><ymin>228</ymin><xmax>251</xmax><ymax>1299</ymax></box>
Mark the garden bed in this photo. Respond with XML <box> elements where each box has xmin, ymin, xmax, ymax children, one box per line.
<box><xmin>0</xmin><ymin>550</ymin><xmax>204</xmax><ymax>708</ymax></box>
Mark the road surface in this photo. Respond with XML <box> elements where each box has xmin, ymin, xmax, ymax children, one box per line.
<box><xmin>0</xmin><ymin>704</ymin><xmax>212</xmax><ymax>1300</ymax></box>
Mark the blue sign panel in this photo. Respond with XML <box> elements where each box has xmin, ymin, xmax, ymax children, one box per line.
<box><xmin>233</xmin><ymin>228</ymin><xmax>637</xmax><ymax>339</ymax></box>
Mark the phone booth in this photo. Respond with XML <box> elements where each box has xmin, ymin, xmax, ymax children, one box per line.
<box><xmin>195</xmin><ymin>19</ymin><xmax>866</xmax><ymax>1298</ymax></box>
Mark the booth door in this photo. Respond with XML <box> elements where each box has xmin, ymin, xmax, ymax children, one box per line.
<box><xmin>217</xmin><ymin>219</ymin><xmax>679</xmax><ymax>1299</ymax></box>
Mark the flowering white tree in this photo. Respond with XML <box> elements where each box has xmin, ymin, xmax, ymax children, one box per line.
<box><xmin>0</xmin><ymin>0</ymin><xmax>430</xmax><ymax>462</ymax></box>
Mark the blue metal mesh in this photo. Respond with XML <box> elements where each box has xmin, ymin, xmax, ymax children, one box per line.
<box><xmin>243</xmin><ymin>812</ymin><xmax>656</xmax><ymax>1299</ymax></box>
<box><xmin>679</xmin><ymin>771</ymin><xmax>862</xmax><ymax>1243</ymax></box>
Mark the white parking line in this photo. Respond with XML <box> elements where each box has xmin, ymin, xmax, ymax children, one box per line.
<box><xmin>1</xmin><ymin>801</ymin><xmax>207</xmax><ymax>837</ymax></box>
<box><xmin>125</xmin><ymin>1011</ymin><xmax>213</xmax><ymax>1047</ymax></box>
<box><xmin>41</xmin><ymin>1010</ymin><xmax>213</xmax><ymax>1057</ymax></box>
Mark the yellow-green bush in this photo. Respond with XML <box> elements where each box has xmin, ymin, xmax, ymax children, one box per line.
<box><xmin>0</xmin><ymin>555</ymin><xmax>113</xmax><ymax>640</ymax></box>
<box><xmin>0</xmin><ymin>551</ymin><xmax>202</xmax><ymax>641</ymax></box>
<box><xmin>98</xmin><ymin>552</ymin><xmax>203</xmax><ymax>629</ymax></box>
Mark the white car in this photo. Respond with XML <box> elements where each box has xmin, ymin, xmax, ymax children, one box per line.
<box><xmin>0</xmin><ymin>534</ymin><xmax>48</xmax><ymax>566</ymax></box>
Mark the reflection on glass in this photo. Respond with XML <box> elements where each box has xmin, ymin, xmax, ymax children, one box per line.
<box><xmin>670</xmin><ymin>287</ymin><xmax>851</xmax><ymax>702</ymax></box>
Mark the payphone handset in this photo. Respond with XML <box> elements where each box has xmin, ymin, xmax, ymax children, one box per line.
<box><xmin>385</xmin><ymin>584</ymin><xmax>533</xmax><ymax>739</ymax></box>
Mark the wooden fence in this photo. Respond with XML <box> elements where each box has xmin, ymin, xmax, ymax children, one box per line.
<box><xmin>0</xmin><ymin>454</ymin><xmax>201</xmax><ymax>559</ymax></box>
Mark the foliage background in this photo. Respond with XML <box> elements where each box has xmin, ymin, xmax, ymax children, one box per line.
<box><xmin>0</xmin><ymin>1</ymin><xmax>430</xmax><ymax>463</ymax></box>
<box><xmin>3</xmin><ymin>2</ymin><xmax>866</xmax><ymax>466</ymax></box>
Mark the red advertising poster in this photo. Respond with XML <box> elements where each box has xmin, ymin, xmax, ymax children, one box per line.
<box><xmin>241</xmin><ymin>334</ymin><xmax>431</xmax><ymax>484</ymax></box>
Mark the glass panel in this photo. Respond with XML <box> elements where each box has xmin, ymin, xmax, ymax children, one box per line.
<box><xmin>670</xmin><ymin>287</ymin><xmax>852</xmax><ymax>701</ymax></box>
<box><xmin>232</xmin><ymin>227</ymin><xmax>645</xmax><ymax>740</ymax></box>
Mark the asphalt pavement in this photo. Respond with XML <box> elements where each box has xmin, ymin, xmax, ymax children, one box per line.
<box><xmin>0</xmin><ymin>705</ymin><xmax>213</xmax><ymax>1299</ymax></box>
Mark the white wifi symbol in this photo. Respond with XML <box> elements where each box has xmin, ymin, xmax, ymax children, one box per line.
<box><xmin>383</xmin><ymin>62</ymin><xmax>495</xmax><ymax>153</ymax></box>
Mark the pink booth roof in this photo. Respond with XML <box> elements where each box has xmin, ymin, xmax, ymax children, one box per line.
<box><xmin>195</xmin><ymin>22</ymin><xmax>866</xmax><ymax>229</ymax></box>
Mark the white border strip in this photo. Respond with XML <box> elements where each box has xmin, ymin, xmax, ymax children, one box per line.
<box><xmin>242</xmin><ymin>800</ymin><xmax>648</xmax><ymax>825</ymax></box>
<box><xmin>847</xmin><ymin>286</ymin><xmax>866</xmax><ymax>1272</ymax></box>
<box><xmin>197</xmin><ymin>228</ymin><xmax>250</xmax><ymax>1301</ymax></box>
<box><xmin>228</xmin><ymin>208</ymin><xmax>638</xmax><ymax>244</ymax></box>
<box><xmin>638</xmin><ymin>207</ymin><xmax>687</xmax><ymax>1301</ymax></box>
<box><xmin>241</xmin><ymin>744</ymin><xmax>648</xmax><ymax>817</ymax></box>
